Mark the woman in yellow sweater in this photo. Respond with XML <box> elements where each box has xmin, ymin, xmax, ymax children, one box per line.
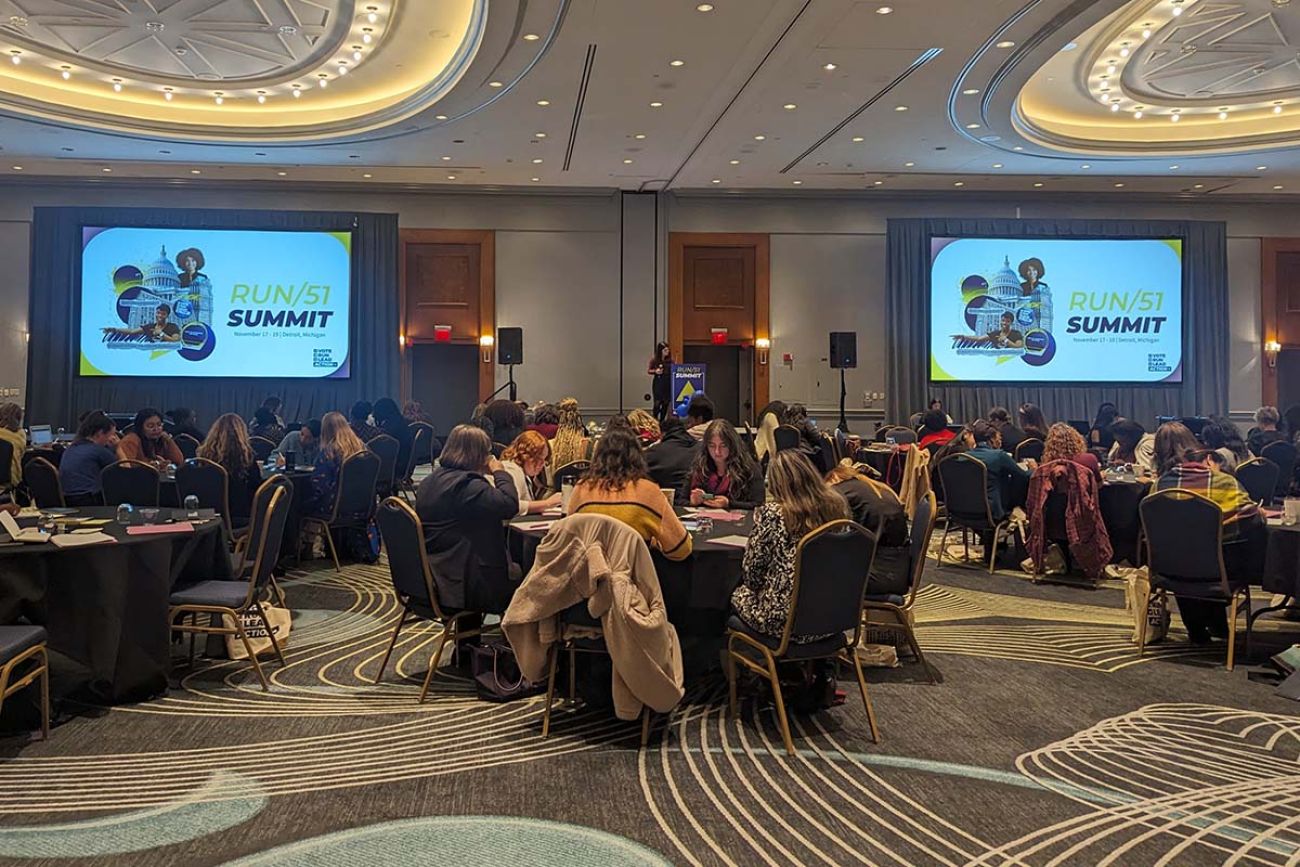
<box><xmin>568</xmin><ymin>427</ymin><xmax>692</xmax><ymax>561</ymax></box>
<box><xmin>0</xmin><ymin>403</ymin><xmax>26</xmax><ymax>486</ymax></box>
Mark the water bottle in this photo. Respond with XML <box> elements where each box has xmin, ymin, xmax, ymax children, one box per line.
<box><xmin>115</xmin><ymin>503</ymin><xmax>134</xmax><ymax>525</ymax></box>
<box><xmin>183</xmin><ymin>494</ymin><xmax>200</xmax><ymax>518</ymax></box>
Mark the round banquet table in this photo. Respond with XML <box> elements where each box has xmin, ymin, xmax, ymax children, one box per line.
<box><xmin>157</xmin><ymin>465</ymin><xmax>312</xmax><ymax>565</ymax></box>
<box><xmin>1099</xmin><ymin>476</ymin><xmax>1151</xmax><ymax>564</ymax></box>
<box><xmin>0</xmin><ymin>507</ymin><xmax>233</xmax><ymax>706</ymax></box>
<box><xmin>1262</xmin><ymin>519</ymin><xmax>1300</xmax><ymax>603</ymax></box>
<box><xmin>508</xmin><ymin>509</ymin><xmax>753</xmax><ymax>677</ymax></box>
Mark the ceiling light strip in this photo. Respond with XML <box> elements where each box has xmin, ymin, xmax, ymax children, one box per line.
<box><xmin>779</xmin><ymin>47</ymin><xmax>942</xmax><ymax>174</ymax></box>
<box><xmin>562</xmin><ymin>44</ymin><xmax>597</xmax><ymax>173</ymax></box>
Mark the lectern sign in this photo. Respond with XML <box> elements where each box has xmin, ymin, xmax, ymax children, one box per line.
<box><xmin>671</xmin><ymin>363</ymin><xmax>707</xmax><ymax>418</ymax></box>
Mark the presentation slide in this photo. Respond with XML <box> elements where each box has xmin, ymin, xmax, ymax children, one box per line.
<box><xmin>929</xmin><ymin>236</ymin><xmax>1183</xmax><ymax>384</ymax></box>
<box><xmin>78</xmin><ymin>226</ymin><xmax>351</xmax><ymax>379</ymax></box>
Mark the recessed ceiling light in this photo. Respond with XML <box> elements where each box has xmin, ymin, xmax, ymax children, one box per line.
<box><xmin>1171</xmin><ymin>0</ymin><xmax>1184</xmax><ymax>15</ymax></box>
<box><xmin>277</xmin><ymin>170</ymin><xmax>287</xmax><ymax>176</ymax></box>
<box><xmin>696</xmin><ymin>3</ymin><xmax>714</xmax><ymax>10</ymax></box>
<box><xmin>1081</xmin><ymin>164</ymin><xmax>1091</xmax><ymax>169</ymax></box>
<box><xmin>257</xmin><ymin>93</ymin><xmax>267</xmax><ymax>103</ymax></box>
<box><xmin>353</xmin><ymin>50</ymin><xmax>362</xmax><ymax>61</ymax></box>
<box><xmin>363</xmin><ymin>173</ymin><xmax>372</xmax><ymax>178</ymax></box>
<box><xmin>1169</xmin><ymin>164</ymin><xmax>1179</xmax><ymax>170</ymax></box>
<box><xmin>1114</xmin><ymin>182</ymin><xmax>1125</xmax><ymax>188</ymax></box>
<box><xmin>1110</xmin><ymin>103</ymin><xmax>1120</xmax><ymax>112</ymax></box>
<box><xmin>441</xmin><ymin>155</ymin><xmax>451</xmax><ymax>161</ymax></box>
<box><xmin>10</xmin><ymin>166</ymin><xmax>20</xmax><ymax>171</ymax></box>
<box><xmin>754</xmin><ymin>134</ymin><xmax>765</xmax><ymax>140</ymax></box>
<box><xmin>1062</xmin><ymin>41</ymin><xmax>1077</xmax><ymax>50</ymax></box>
<box><xmin>523</xmin><ymin>33</ymin><xmax>540</xmax><ymax>41</ymax></box>
<box><xmin>873</xmin><ymin>180</ymin><xmax>883</xmax><ymax>185</ymax></box>
<box><xmin>101</xmin><ymin>167</ymin><xmax>111</xmax><ymax>173</ymax></box>
<box><xmin>995</xmin><ymin>40</ymin><xmax>1015</xmax><ymax>49</ymax></box>
<box><xmin>792</xmin><ymin>180</ymin><xmax>803</xmax><ymax>185</ymax></box>
<box><xmin>1275</xmin><ymin>184</ymin><xmax>1284</xmax><ymax>190</ymax></box>
<box><xmin>489</xmin><ymin>81</ymin><xmax>503</xmax><ymax>88</ymax></box>
<box><xmin>534</xmin><ymin>132</ymin><xmax>547</xmax><ymax>139</ymax></box>
<box><xmin>1170</xmin><ymin>113</ymin><xmax>1180</xmax><ymax>122</ymax></box>
<box><xmin>1193</xmin><ymin>183</ymin><xmax>1204</xmax><ymax>189</ymax></box>
<box><xmin>1013</xmin><ymin>146</ymin><xmax>1024</xmax><ymax>151</ymax></box>
<box><xmin>60</xmin><ymin>66</ymin><xmax>70</xmax><ymax>80</ymax></box>
<box><xmin>163</xmin><ymin>89</ymin><xmax>173</xmax><ymax>101</ymax></box>
<box><xmin>1033</xmin><ymin>182</ymin><xmax>1044</xmax><ymax>187</ymax></box>
<box><xmin>1119</xmin><ymin>46</ymin><xmax>1130</xmax><ymax>57</ymax></box>
<box><xmin>954</xmin><ymin>181</ymin><xmax>965</xmax><ymax>186</ymax></box>
<box><xmin>1141</xmin><ymin>28</ymin><xmax>1151</xmax><ymax>39</ymax></box>
<box><xmin>895</xmin><ymin>105</ymin><xmax>908</xmax><ymax>112</ymax></box>
<box><xmin>623</xmin><ymin>158</ymin><xmax>633</xmax><ymax>164</ymax></box>
<box><xmin>711</xmin><ymin>179</ymin><xmax>721</xmax><ymax>184</ymax></box>
<box><xmin>337</xmin><ymin>63</ymin><xmax>348</xmax><ymax>75</ymax></box>
<box><xmin>1258</xmin><ymin>165</ymin><xmax>1268</xmax><ymax>171</ymax></box>
<box><xmin>1219</xmin><ymin>110</ymin><xmax>1228</xmax><ymax>120</ymax></box>
<box><xmin>1133</xmin><ymin>110</ymin><xmax>1143</xmax><ymax>119</ymax></box>
<box><xmin>292</xmin><ymin>86</ymin><xmax>302</xmax><ymax>98</ymax></box>
<box><xmin>362</xmin><ymin>29</ymin><xmax>373</xmax><ymax>44</ymax></box>
<box><xmin>823</xmin><ymin>62</ymin><xmax>837</xmax><ymax>71</ymax></box>
<box><xmin>531</xmin><ymin>177</ymin><xmax>540</xmax><ymax>182</ymax></box>
<box><xmin>532</xmin><ymin>158</ymin><xmax>543</xmax><ymax>164</ymax></box>
<box><xmin>435</xmin><ymin>114</ymin><xmax>448</xmax><ymax>120</ymax></box>
<box><xmin>649</xmin><ymin>101</ymin><xmax>663</xmax><ymax>107</ymax></box>
<box><xmin>190</xmin><ymin>169</ymin><xmax>201</xmax><ymax>174</ymax></box>
<box><xmin>962</xmin><ymin>88</ymin><xmax>979</xmax><ymax>95</ymax></box>
<box><xmin>8</xmin><ymin>51</ymin><xmax>19</xmax><ymax>65</ymax></box>
<box><xmin>992</xmin><ymin>163</ymin><xmax>1003</xmax><ymax>168</ymax></box>
<box><xmin>1275</xmin><ymin>104</ymin><xmax>1284</xmax><ymax>114</ymax></box>
<box><xmin>729</xmin><ymin>159</ymin><xmax>740</xmax><ymax>165</ymax></box>
<box><xmin>784</xmin><ymin>103</ymin><xmax>797</xmax><ymax>110</ymax></box>
<box><xmin>965</xmin><ymin>123</ymin><xmax>981</xmax><ymax>129</ymax></box>
<box><xmin>904</xmin><ymin>161</ymin><xmax>915</xmax><ymax>167</ymax></box>
<box><xmin>669</xmin><ymin>60</ymin><xmax>684</xmax><ymax>67</ymax></box>
<box><xmin>852</xmin><ymin>136</ymin><xmax>864</xmax><ymax>142</ymax></box>
<box><xmin>113</xmin><ymin>80</ymin><xmax>123</xmax><ymax>92</ymax></box>
<box><xmin>537</xmin><ymin>99</ymin><xmax>550</xmax><ymax>106</ymax></box>
<box><xmin>876</xmin><ymin>5</ymin><xmax>893</xmax><ymax>13</ymax></box>
<box><xmin>214</xmin><ymin>94</ymin><xmax>223</xmax><ymax>104</ymax></box>
<box><xmin>318</xmin><ymin>77</ymin><xmax>327</xmax><ymax>88</ymax></box>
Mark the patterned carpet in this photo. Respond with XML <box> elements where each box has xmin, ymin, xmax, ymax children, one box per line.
<box><xmin>1</xmin><ymin>548</ymin><xmax>1299</xmax><ymax>866</ymax></box>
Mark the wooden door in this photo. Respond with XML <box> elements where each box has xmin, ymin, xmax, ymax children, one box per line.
<box><xmin>400</xmin><ymin>229</ymin><xmax>495</xmax><ymax>404</ymax></box>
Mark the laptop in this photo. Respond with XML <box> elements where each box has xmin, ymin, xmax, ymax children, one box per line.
<box><xmin>28</xmin><ymin>424</ymin><xmax>52</xmax><ymax>446</ymax></box>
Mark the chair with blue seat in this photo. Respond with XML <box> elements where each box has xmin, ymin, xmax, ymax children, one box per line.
<box><xmin>725</xmin><ymin>519</ymin><xmax>881</xmax><ymax>755</ymax></box>
<box><xmin>0</xmin><ymin>625</ymin><xmax>49</xmax><ymax>740</ymax></box>
<box><xmin>862</xmin><ymin>490</ymin><xmax>937</xmax><ymax>683</ymax></box>
<box><xmin>168</xmin><ymin>482</ymin><xmax>292</xmax><ymax>690</ymax></box>
<box><xmin>372</xmin><ymin>496</ymin><xmax>487</xmax><ymax>701</ymax></box>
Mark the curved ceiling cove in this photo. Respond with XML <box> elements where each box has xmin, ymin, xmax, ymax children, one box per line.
<box><xmin>1017</xmin><ymin>0</ymin><xmax>1300</xmax><ymax>155</ymax></box>
<box><xmin>0</xmin><ymin>0</ymin><xmax>485</xmax><ymax>142</ymax></box>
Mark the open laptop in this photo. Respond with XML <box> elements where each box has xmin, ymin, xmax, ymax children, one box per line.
<box><xmin>28</xmin><ymin>424</ymin><xmax>53</xmax><ymax>446</ymax></box>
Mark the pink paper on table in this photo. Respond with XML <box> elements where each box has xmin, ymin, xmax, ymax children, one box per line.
<box><xmin>125</xmin><ymin>522</ymin><xmax>195</xmax><ymax>535</ymax></box>
<box><xmin>695</xmin><ymin>509</ymin><xmax>745</xmax><ymax>522</ymax></box>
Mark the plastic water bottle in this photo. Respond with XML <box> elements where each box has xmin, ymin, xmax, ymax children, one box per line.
<box><xmin>115</xmin><ymin>503</ymin><xmax>134</xmax><ymax>525</ymax></box>
<box><xmin>183</xmin><ymin>494</ymin><xmax>199</xmax><ymax>518</ymax></box>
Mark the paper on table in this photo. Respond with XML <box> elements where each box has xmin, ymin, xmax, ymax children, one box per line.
<box><xmin>50</xmin><ymin>532</ymin><xmax>117</xmax><ymax>548</ymax></box>
<box><xmin>0</xmin><ymin>511</ymin><xmax>49</xmax><ymax>543</ymax></box>
<box><xmin>695</xmin><ymin>509</ymin><xmax>745</xmax><ymax>522</ymax></box>
<box><xmin>125</xmin><ymin>522</ymin><xmax>195</xmax><ymax>536</ymax></box>
<box><xmin>515</xmin><ymin>520</ymin><xmax>557</xmax><ymax>531</ymax></box>
<box><xmin>541</xmin><ymin>508</ymin><xmax>564</xmax><ymax>517</ymax></box>
<box><xmin>708</xmin><ymin>535</ymin><xmax>750</xmax><ymax>548</ymax></box>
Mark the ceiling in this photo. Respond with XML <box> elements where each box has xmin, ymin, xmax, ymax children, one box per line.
<box><xmin>0</xmin><ymin>0</ymin><xmax>1298</xmax><ymax>196</ymax></box>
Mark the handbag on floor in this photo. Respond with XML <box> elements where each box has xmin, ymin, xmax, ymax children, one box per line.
<box><xmin>468</xmin><ymin>640</ymin><xmax>545</xmax><ymax>702</ymax></box>
<box><xmin>1124</xmin><ymin>567</ymin><xmax>1169</xmax><ymax>644</ymax></box>
<box><xmin>223</xmin><ymin>604</ymin><xmax>292</xmax><ymax>660</ymax></box>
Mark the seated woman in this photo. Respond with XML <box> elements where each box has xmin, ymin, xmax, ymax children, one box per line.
<box><xmin>1152</xmin><ymin>421</ymin><xmax>1266</xmax><ymax>644</ymax></box>
<box><xmin>626</xmin><ymin>409</ymin><xmax>662</xmax><ymax>447</ymax></box>
<box><xmin>1108</xmin><ymin>418</ymin><xmax>1156</xmax><ymax>474</ymax></box>
<box><xmin>373</xmin><ymin>396</ymin><xmax>414</xmax><ymax>475</ymax></box>
<box><xmin>1202</xmin><ymin>415</ymin><xmax>1250</xmax><ymax>472</ymax></box>
<box><xmin>500</xmin><ymin>430</ymin><xmax>562</xmax><ymax>516</ymax></box>
<box><xmin>416</xmin><ymin>424</ymin><xmax>520</xmax><ymax>613</ymax></box>
<box><xmin>167</xmin><ymin>407</ymin><xmax>204</xmax><ymax>441</ymax></box>
<box><xmin>306</xmin><ymin>411</ymin><xmax>367</xmax><ymax>517</ymax></box>
<box><xmin>677</xmin><ymin>419</ymin><xmax>764</xmax><ymax>510</ymax></box>
<box><xmin>196</xmin><ymin>412</ymin><xmax>263</xmax><ymax>528</ymax></box>
<box><xmin>965</xmin><ymin>420</ymin><xmax>1032</xmax><ymax>520</ymax></box>
<box><xmin>731</xmin><ymin>450</ymin><xmax>850</xmax><ymax>643</ymax></box>
<box><xmin>1042</xmin><ymin>422</ymin><xmax>1101</xmax><ymax>482</ymax></box>
<box><xmin>568</xmin><ymin>427</ymin><xmax>692</xmax><ymax>561</ymax></box>
<box><xmin>1018</xmin><ymin>403</ymin><xmax>1050</xmax><ymax>442</ymax></box>
<box><xmin>826</xmin><ymin>461</ymin><xmax>910</xmax><ymax>596</ymax></box>
<box><xmin>0</xmin><ymin>402</ymin><xmax>26</xmax><ymax>487</ymax></box>
<box><xmin>1089</xmin><ymin>402</ymin><xmax>1118</xmax><ymax>453</ymax></box>
<box><xmin>917</xmin><ymin>409</ymin><xmax>955</xmax><ymax>449</ymax></box>
<box><xmin>784</xmin><ymin>403</ymin><xmax>823</xmax><ymax>453</ymax></box>
<box><xmin>117</xmin><ymin>407</ymin><xmax>184</xmax><ymax>467</ymax></box>
<box><xmin>248</xmin><ymin>407</ymin><xmax>286</xmax><ymax>444</ymax></box>
<box><xmin>549</xmin><ymin>398</ymin><xmax>590</xmax><ymax>477</ymax></box>
<box><xmin>754</xmin><ymin>400</ymin><xmax>788</xmax><ymax>465</ymax></box>
<box><xmin>527</xmin><ymin>403</ymin><xmax>560</xmax><ymax>440</ymax></box>
<box><xmin>59</xmin><ymin>412</ymin><xmax>120</xmax><ymax>507</ymax></box>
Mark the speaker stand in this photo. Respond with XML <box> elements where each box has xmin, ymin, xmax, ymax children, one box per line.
<box><xmin>486</xmin><ymin>364</ymin><xmax>518</xmax><ymax>403</ymax></box>
<box><xmin>837</xmin><ymin>368</ymin><xmax>850</xmax><ymax>434</ymax></box>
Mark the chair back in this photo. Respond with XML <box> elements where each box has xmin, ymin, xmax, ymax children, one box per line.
<box><xmin>375</xmin><ymin>496</ymin><xmax>443</xmax><ymax>618</ymax></box>
<box><xmin>249</xmin><ymin>436</ymin><xmax>276</xmax><ymax>463</ymax></box>
<box><xmin>244</xmin><ymin>484</ymin><xmax>292</xmax><ymax>600</ymax></box>
<box><xmin>367</xmin><ymin>434</ymin><xmax>400</xmax><ymax>494</ymax></box>
<box><xmin>239</xmin><ymin>474</ymin><xmax>293</xmax><ymax>573</ymax></box>
<box><xmin>779</xmin><ymin>520</ymin><xmax>877</xmax><ymax>654</ymax></box>
<box><xmin>906</xmin><ymin>491</ymin><xmax>938</xmax><ymax>608</ymax></box>
<box><xmin>23</xmin><ymin>456</ymin><xmax>63</xmax><ymax>507</ymax></box>
<box><xmin>774</xmin><ymin>425</ymin><xmax>802</xmax><ymax>452</ymax></box>
<box><xmin>1235</xmin><ymin>457</ymin><xmax>1280</xmax><ymax>505</ymax></box>
<box><xmin>175</xmin><ymin>458</ymin><xmax>231</xmax><ymax>532</ymax></box>
<box><xmin>886</xmin><ymin>426</ymin><xmax>916</xmax><ymax>445</ymax></box>
<box><xmin>1139</xmin><ymin>489</ymin><xmax>1228</xmax><ymax>591</ymax></box>
<box><xmin>937</xmin><ymin>453</ymin><xmax>994</xmax><ymax>526</ymax></box>
<box><xmin>491</xmin><ymin>442</ymin><xmax>508</xmax><ymax>458</ymax></box>
<box><xmin>410</xmin><ymin>423</ymin><xmax>436</xmax><ymax>466</ymax></box>
<box><xmin>101</xmin><ymin>460</ymin><xmax>160</xmax><ymax>507</ymax></box>
<box><xmin>175</xmin><ymin>433</ymin><xmax>200</xmax><ymax>460</ymax></box>
<box><xmin>553</xmin><ymin>461</ymin><xmax>589</xmax><ymax>487</ymax></box>
<box><xmin>0</xmin><ymin>439</ymin><xmax>11</xmax><ymax>487</ymax></box>
<box><xmin>329</xmin><ymin>450</ymin><xmax>381</xmax><ymax>522</ymax></box>
<box><xmin>1261</xmin><ymin>440</ymin><xmax>1296</xmax><ymax>498</ymax></box>
<box><xmin>814</xmin><ymin>433</ymin><xmax>836</xmax><ymax>474</ymax></box>
<box><xmin>1015</xmin><ymin>438</ymin><xmax>1045</xmax><ymax>462</ymax></box>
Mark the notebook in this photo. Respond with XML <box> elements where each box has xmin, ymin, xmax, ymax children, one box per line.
<box><xmin>50</xmin><ymin>532</ymin><xmax>116</xmax><ymax>548</ymax></box>
<box><xmin>0</xmin><ymin>510</ymin><xmax>49</xmax><ymax>544</ymax></box>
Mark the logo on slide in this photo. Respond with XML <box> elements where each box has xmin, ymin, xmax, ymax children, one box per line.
<box><xmin>98</xmin><ymin>245</ymin><xmax>216</xmax><ymax>363</ymax></box>
<box><xmin>948</xmin><ymin>255</ymin><xmax>1054</xmax><ymax>368</ymax></box>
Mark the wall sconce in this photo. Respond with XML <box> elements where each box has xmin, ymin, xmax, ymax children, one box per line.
<box><xmin>755</xmin><ymin>337</ymin><xmax>771</xmax><ymax>365</ymax></box>
<box><xmin>1266</xmin><ymin>339</ymin><xmax>1282</xmax><ymax>369</ymax></box>
<box><xmin>479</xmin><ymin>334</ymin><xmax>495</xmax><ymax>363</ymax></box>
<box><xmin>398</xmin><ymin>333</ymin><xmax>406</xmax><ymax>348</ymax></box>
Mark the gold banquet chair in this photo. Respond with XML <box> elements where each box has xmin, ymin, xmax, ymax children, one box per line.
<box><xmin>863</xmin><ymin>490</ymin><xmax>938</xmax><ymax>683</ymax></box>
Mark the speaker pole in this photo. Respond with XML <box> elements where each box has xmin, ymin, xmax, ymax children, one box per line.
<box><xmin>838</xmin><ymin>368</ymin><xmax>849</xmax><ymax>434</ymax></box>
<box><xmin>508</xmin><ymin>364</ymin><xmax>517</xmax><ymax>402</ymax></box>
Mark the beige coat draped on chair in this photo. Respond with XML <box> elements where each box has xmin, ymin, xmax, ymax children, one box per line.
<box><xmin>502</xmin><ymin>513</ymin><xmax>684</xmax><ymax>720</ymax></box>
<box><xmin>899</xmin><ymin>444</ymin><xmax>933</xmax><ymax>522</ymax></box>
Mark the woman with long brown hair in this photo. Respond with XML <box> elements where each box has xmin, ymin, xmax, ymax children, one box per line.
<box><xmin>1041</xmin><ymin>422</ymin><xmax>1101</xmax><ymax>481</ymax></box>
<box><xmin>548</xmin><ymin>397</ymin><xmax>589</xmax><ymax>476</ymax></box>
<box><xmin>306</xmin><ymin>411</ymin><xmax>367</xmax><ymax>517</ymax></box>
<box><xmin>197</xmin><ymin>412</ymin><xmax>263</xmax><ymax>526</ymax></box>
<box><xmin>680</xmin><ymin>418</ymin><xmax>764</xmax><ymax>510</ymax></box>
<box><xmin>731</xmin><ymin>450</ymin><xmax>849</xmax><ymax>642</ymax></box>
<box><xmin>648</xmin><ymin>341</ymin><xmax>673</xmax><ymax>421</ymax></box>
<box><xmin>501</xmin><ymin>430</ymin><xmax>562</xmax><ymax>515</ymax></box>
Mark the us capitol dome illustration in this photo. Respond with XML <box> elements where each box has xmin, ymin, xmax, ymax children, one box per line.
<box><xmin>120</xmin><ymin>246</ymin><xmax>213</xmax><ymax>330</ymax></box>
<box><xmin>970</xmin><ymin>256</ymin><xmax>1052</xmax><ymax>338</ymax></box>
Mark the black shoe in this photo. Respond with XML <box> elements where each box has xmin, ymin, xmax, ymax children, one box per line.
<box><xmin>1187</xmin><ymin>626</ymin><xmax>1212</xmax><ymax>646</ymax></box>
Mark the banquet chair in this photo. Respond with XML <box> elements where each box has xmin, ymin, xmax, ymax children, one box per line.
<box><xmin>373</xmin><ymin>497</ymin><xmax>487</xmax><ymax>700</ymax></box>
<box><xmin>234</xmin><ymin>474</ymin><xmax>293</xmax><ymax>606</ymax></box>
<box><xmin>1236</xmin><ymin>458</ymin><xmax>1280</xmax><ymax>506</ymax></box>
<box><xmin>175</xmin><ymin>458</ymin><xmax>232</xmax><ymax>535</ymax></box>
<box><xmin>168</xmin><ymin>484</ymin><xmax>291</xmax><ymax>691</ymax></box>
<box><xmin>409</xmin><ymin>422</ymin><xmax>436</xmax><ymax>465</ymax></box>
<box><xmin>22</xmin><ymin>457</ymin><xmax>64</xmax><ymax>508</ymax></box>
<box><xmin>175</xmin><ymin>433</ymin><xmax>200</xmax><ymax>460</ymax></box>
<box><xmin>885</xmin><ymin>426</ymin><xmax>917</xmax><ymax>445</ymax></box>
<box><xmin>0</xmin><ymin>439</ymin><xmax>12</xmax><ymax>500</ymax></box>
<box><xmin>553</xmin><ymin>461</ymin><xmax>589</xmax><ymax>488</ymax></box>
<box><xmin>0</xmin><ymin>625</ymin><xmax>49</xmax><ymax>740</ymax></box>
<box><xmin>397</xmin><ymin>425</ymin><xmax>427</xmax><ymax>500</ymax></box>
<box><xmin>1260</xmin><ymin>440</ymin><xmax>1297</xmax><ymax>499</ymax></box>
<box><xmin>1139</xmin><ymin>489</ymin><xmax>1253</xmax><ymax>670</ymax></box>
<box><xmin>101</xmin><ymin>460</ymin><xmax>160</xmax><ymax>507</ymax></box>
<box><xmin>936</xmin><ymin>454</ymin><xmax>1012</xmax><ymax>574</ymax></box>
<box><xmin>814</xmin><ymin>434</ymin><xmax>836</xmax><ymax>474</ymax></box>
<box><xmin>773</xmin><ymin>425</ymin><xmax>802</xmax><ymax>452</ymax></box>
<box><xmin>367</xmin><ymin>434</ymin><xmax>400</xmax><ymax>497</ymax></box>
<box><xmin>249</xmin><ymin>437</ymin><xmax>276</xmax><ymax>463</ymax></box>
<box><xmin>863</xmin><ymin>490</ymin><xmax>938</xmax><ymax>683</ymax></box>
<box><xmin>1014</xmin><ymin>439</ymin><xmax>1045</xmax><ymax>462</ymax></box>
<box><xmin>301</xmin><ymin>450</ymin><xmax>381</xmax><ymax>572</ymax></box>
<box><xmin>726</xmin><ymin>519</ymin><xmax>880</xmax><ymax>755</ymax></box>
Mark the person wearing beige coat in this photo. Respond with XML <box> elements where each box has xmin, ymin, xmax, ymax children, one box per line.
<box><xmin>502</xmin><ymin>513</ymin><xmax>683</xmax><ymax>721</ymax></box>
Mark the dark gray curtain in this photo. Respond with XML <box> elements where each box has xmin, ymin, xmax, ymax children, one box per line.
<box><xmin>26</xmin><ymin>207</ymin><xmax>399</xmax><ymax>429</ymax></box>
<box><xmin>885</xmin><ymin>217</ymin><xmax>1228</xmax><ymax>428</ymax></box>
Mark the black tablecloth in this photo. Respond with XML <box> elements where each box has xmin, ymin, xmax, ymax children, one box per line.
<box><xmin>1263</xmin><ymin>522</ymin><xmax>1300</xmax><ymax>600</ymax></box>
<box><xmin>0</xmin><ymin>507</ymin><xmax>232</xmax><ymax>705</ymax></box>
<box><xmin>1100</xmin><ymin>478</ymin><xmax>1150</xmax><ymax>564</ymax></box>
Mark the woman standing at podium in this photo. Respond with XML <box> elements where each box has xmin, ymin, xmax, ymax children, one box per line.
<box><xmin>648</xmin><ymin>341</ymin><xmax>673</xmax><ymax>422</ymax></box>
